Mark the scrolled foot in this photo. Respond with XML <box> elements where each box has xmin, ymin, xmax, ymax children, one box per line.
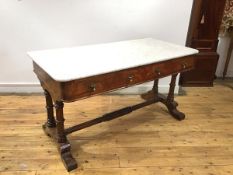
<box><xmin>42</xmin><ymin>123</ymin><xmax>78</xmax><ymax>171</ymax></box>
<box><xmin>167</xmin><ymin>104</ymin><xmax>185</xmax><ymax>121</ymax></box>
<box><xmin>61</xmin><ymin>151</ymin><xmax>78</xmax><ymax>172</ymax></box>
<box><xmin>58</xmin><ymin>143</ymin><xmax>78</xmax><ymax>172</ymax></box>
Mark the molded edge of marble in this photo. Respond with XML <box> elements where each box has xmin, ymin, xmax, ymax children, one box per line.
<box><xmin>28</xmin><ymin>38</ymin><xmax>199</xmax><ymax>82</ymax></box>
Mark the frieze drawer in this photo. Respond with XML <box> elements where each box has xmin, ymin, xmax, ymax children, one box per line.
<box><xmin>60</xmin><ymin>56</ymin><xmax>195</xmax><ymax>101</ymax></box>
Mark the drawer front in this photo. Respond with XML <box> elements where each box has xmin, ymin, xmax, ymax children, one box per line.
<box><xmin>61</xmin><ymin>56</ymin><xmax>195</xmax><ymax>101</ymax></box>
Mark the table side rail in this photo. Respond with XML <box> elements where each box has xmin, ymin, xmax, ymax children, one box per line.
<box><xmin>33</xmin><ymin>62</ymin><xmax>63</xmax><ymax>101</ymax></box>
<box><xmin>60</xmin><ymin>56</ymin><xmax>195</xmax><ymax>102</ymax></box>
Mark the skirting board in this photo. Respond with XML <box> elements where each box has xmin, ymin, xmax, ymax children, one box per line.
<box><xmin>224</xmin><ymin>70</ymin><xmax>233</xmax><ymax>77</ymax></box>
<box><xmin>0</xmin><ymin>83</ymin><xmax>180</xmax><ymax>94</ymax></box>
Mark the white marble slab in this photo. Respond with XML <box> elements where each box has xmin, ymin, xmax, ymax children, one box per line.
<box><xmin>28</xmin><ymin>38</ymin><xmax>198</xmax><ymax>82</ymax></box>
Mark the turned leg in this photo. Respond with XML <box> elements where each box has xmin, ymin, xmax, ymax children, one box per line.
<box><xmin>44</xmin><ymin>90</ymin><xmax>56</xmax><ymax>128</ymax></box>
<box><xmin>55</xmin><ymin>101</ymin><xmax>67</xmax><ymax>143</ymax></box>
<box><xmin>152</xmin><ymin>79</ymin><xmax>159</xmax><ymax>99</ymax></box>
<box><xmin>165</xmin><ymin>74</ymin><xmax>185</xmax><ymax>120</ymax></box>
<box><xmin>54</xmin><ymin>101</ymin><xmax>78</xmax><ymax>171</ymax></box>
<box><xmin>42</xmin><ymin>99</ymin><xmax>77</xmax><ymax>172</ymax></box>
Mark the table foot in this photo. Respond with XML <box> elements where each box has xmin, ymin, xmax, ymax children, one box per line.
<box><xmin>42</xmin><ymin>123</ymin><xmax>78</xmax><ymax>172</ymax></box>
<box><xmin>141</xmin><ymin>91</ymin><xmax>185</xmax><ymax>120</ymax></box>
<box><xmin>59</xmin><ymin>144</ymin><xmax>78</xmax><ymax>172</ymax></box>
<box><xmin>166</xmin><ymin>102</ymin><xmax>185</xmax><ymax>121</ymax></box>
<box><xmin>158</xmin><ymin>94</ymin><xmax>185</xmax><ymax>121</ymax></box>
<box><xmin>141</xmin><ymin>74</ymin><xmax>185</xmax><ymax>121</ymax></box>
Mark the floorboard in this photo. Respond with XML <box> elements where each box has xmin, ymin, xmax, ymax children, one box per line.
<box><xmin>0</xmin><ymin>80</ymin><xmax>232</xmax><ymax>175</ymax></box>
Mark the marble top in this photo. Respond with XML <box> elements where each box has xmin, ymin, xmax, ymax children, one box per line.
<box><xmin>28</xmin><ymin>38</ymin><xmax>198</xmax><ymax>82</ymax></box>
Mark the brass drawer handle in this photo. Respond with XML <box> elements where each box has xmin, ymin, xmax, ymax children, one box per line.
<box><xmin>155</xmin><ymin>68</ymin><xmax>161</xmax><ymax>75</ymax></box>
<box><xmin>128</xmin><ymin>75</ymin><xmax>134</xmax><ymax>82</ymax></box>
<box><xmin>182</xmin><ymin>63</ymin><xmax>187</xmax><ymax>69</ymax></box>
<box><xmin>89</xmin><ymin>83</ymin><xmax>96</xmax><ymax>92</ymax></box>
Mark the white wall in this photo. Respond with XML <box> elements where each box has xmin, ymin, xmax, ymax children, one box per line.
<box><xmin>0</xmin><ymin>0</ymin><xmax>193</xmax><ymax>93</ymax></box>
<box><xmin>216</xmin><ymin>36</ymin><xmax>233</xmax><ymax>77</ymax></box>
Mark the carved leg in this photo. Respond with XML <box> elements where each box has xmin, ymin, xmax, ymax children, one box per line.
<box><xmin>152</xmin><ymin>79</ymin><xmax>159</xmax><ymax>99</ymax></box>
<box><xmin>54</xmin><ymin>101</ymin><xmax>77</xmax><ymax>171</ymax></box>
<box><xmin>165</xmin><ymin>74</ymin><xmax>185</xmax><ymax>120</ymax></box>
<box><xmin>43</xmin><ymin>90</ymin><xmax>56</xmax><ymax>128</ymax></box>
<box><xmin>55</xmin><ymin>101</ymin><xmax>67</xmax><ymax>143</ymax></box>
<box><xmin>42</xmin><ymin>100</ymin><xmax>77</xmax><ymax>172</ymax></box>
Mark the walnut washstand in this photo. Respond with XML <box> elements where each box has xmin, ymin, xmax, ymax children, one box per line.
<box><xmin>28</xmin><ymin>38</ymin><xmax>198</xmax><ymax>171</ymax></box>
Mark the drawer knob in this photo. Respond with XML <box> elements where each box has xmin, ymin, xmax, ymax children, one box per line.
<box><xmin>155</xmin><ymin>68</ymin><xmax>161</xmax><ymax>75</ymax></box>
<box><xmin>128</xmin><ymin>75</ymin><xmax>134</xmax><ymax>82</ymax></box>
<box><xmin>89</xmin><ymin>83</ymin><xmax>96</xmax><ymax>92</ymax></box>
<box><xmin>182</xmin><ymin>63</ymin><xmax>187</xmax><ymax>69</ymax></box>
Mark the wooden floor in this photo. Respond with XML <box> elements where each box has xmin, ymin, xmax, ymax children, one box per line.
<box><xmin>0</xmin><ymin>81</ymin><xmax>233</xmax><ymax>175</ymax></box>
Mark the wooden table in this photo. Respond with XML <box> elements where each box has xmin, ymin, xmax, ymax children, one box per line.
<box><xmin>28</xmin><ymin>38</ymin><xmax>198</xmax><ymax>171</ymax></box>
